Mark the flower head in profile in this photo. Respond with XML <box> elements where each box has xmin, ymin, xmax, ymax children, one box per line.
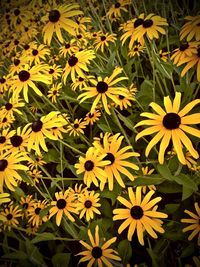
<box><xmin>62</xmin><ymin>50</ymin><xmax>95</xmax><ymax>83</ymax></box>
<box><xmin>27</xmin><ymin>111</ymin><xmax>67</xmax><ymax>155</ymax></box>
<box><xmin>77</xmin><ymin>225</ymin><xmax>121</xmax><ymax>267</ymax></box>
<box><xmin>78</xmin><ymin>67</ymin><xmax>129</xmax><ymax>115</ymax></box>
<box><xmin>133</xmin><ymin>13</ymin><xmax>168</xmax><ymax>42</ymax></box>
<box><xmin>180</xmin><ymin>15</ymin><xmax>200</xmax><ymax>41</ymax></box>
<box><xmin>75</xmin><ymin>146</ymin><xmax>110</xmax><ymax>190</ymax></box>
<box><xmin>0</xmin><ymin>193</ymin><xmax>10</xmax><ymax>205</ymax></box>
<box><xmin>0</xmin><ymin>151</ymin><xmax>28</xmax><ymax>191</ymax></box>
<box><xmin>9</xmin><ymin>64</ymin><xmax>52</xmax><ymax>102</ymax></box>
<box><xmin>181</xmin><ymin>202</ymin><xmax>200</xmax><ymax>245</ymax></box>
<box><xmin>135</xmin><ymin>92</ymin><xmax>200</xmax><ymax>165</ymax></box>
<box><xmin>171</xmin><ymin>41</ymin><xmax>198</xmax><ymax>65</ymax></box>
<box><xmin>113</xmin><ymin>187</ymin><xmax>168</xmax><ymax>245</ymax></box>
<box><xmin>42</xmin><ymin>3</ymin><xmax>83</xmax><ymax>45</ymax></box>
<box><xmin>138</xmin><ymin>166</ymin><xmax>156</xmax><ymax>194</ymax></box>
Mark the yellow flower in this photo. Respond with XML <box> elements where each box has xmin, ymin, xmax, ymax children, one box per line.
<box><xmin>135</xmin><ymin>92</ymin><xmax>200</xmax><ymax>165</ymax></box>
<box><xmin>181</xmin><ymin>202</ymin><xmax>200</xmax><ymax>245</ymax></box>
<box><xmin>180</xmin><ymin>15</ymin><xmax>200</xmax><ymax>41</ymax></box>
<box><xmin>113</xmin><ymin>187</ymin><xmax>168</xmax><ymax>245</ymax></box>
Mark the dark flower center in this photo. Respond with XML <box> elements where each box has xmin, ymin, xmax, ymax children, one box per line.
<box><xmin>6</xmin><ymin>214</ymin><xmax>13</xmax><ymax>220</ymax></box>
<box><xmin>68</xmin><ymin>55</ymin><xmax>78</xmax><ymax>67</ymax></box>
<box><xmin>32</xmin><ymin>49</ymin><xmax>38</xmax><ymax>56</ymax></box>
<box><xmin>0</xmin><ymin>78</ymin><xmax>6</xmax><ymax>83</ymax></box>
<box><xmin>143</xmin><ymin>19</ymin><xmax>153</xmax><ymax>28</ymax></box>
<box><xmin>104</xmin><ymin>152</ymin><xmax>115</xmax><ymax>165</ymax></box>
<box><xmin>91</xmin><ymin>246</ymin><xmax>102</xmax><ymax>259</ymax></box>
<box><xmin>31</xmin><ymin>120</ymin><xmax>43</xmax><ymax>132</ymax></box>
<box><xmin>77</xmin><ymin>34</ymin><xmax>82</xmax><ymax>39</ymax></box>
<box><xmin>119</xmin><ymin>95</ymin><xmax>125</xmax><ymax>100</ymax></box>
<box><xmin>79</xmin><ymin>77</ymin><xmax>84</xmax><ymax>81</ymax></box>
<box><xmin>10</xmin><ymin>135</ymin><xmax>23</xmax><ymax>147</ymax></box>
<box><xmin>162</xmin><ymin>113</ymin><xmax>181</xmax><ymax>129</ymax></box>
<box><xmin>72</xmin><ymin>123</ymin><xmax>79</xmax><ymax>129</ymax></box>
<box><xmin>179</xmin><ymin>43</ymin><xmax>189</xmax><ymax>51</ymax></box>
<box><xmin>197</xmin><ymin>47</ymin><xmax>200</xmax><ymax>57</ymax></box>
<box><xmin>14</xmin><ymin>59</ymin><xmax>20</xmax><ymax>66</ymax></box>
<box><xmin>101</xmin><ymin>36</ymin><xmax>106</xmax><ymax>41</ymax></box>
<box><xmin>56</xmin><ymin>199</ymin><xmax>67</xmax><ymax>209</ymax></box>
<box><xmin>14</xmin><ymin>40</ymin><xmax>19</xmax><ymax>45</ymax></box>
<box><xmin>0</xmin><ymin>159</ymin><xmax>8</xmax><ymax>171</ymax></box>
<box><xmin>25</xmin><ymin>27</ymin><xmax>29</xmax><ymax>32</ymax></box>
<box><xmin>18</xmin><ymin>70</ymin><xmax>30</xmax><ymax>82</ymax></box>
<box><xmin>130</xmin><ymin>205</ymin><xmax>143</xmax><ymax>219</ymax></box>
<box><xmin>53</xmin><ymin>90</ymin><xmax>57</xmax><ymax>95</ymax></box>
<box><xmin>0</xmin><ymin>136</ymin><xmax>6</xmax><ymax>143</ymax></box>
<box><xmin>134</xmin><ymin>47</ymin><xmax>138</xmax><ymax>51</ymax></box>
<box><xmin>5</xmin><ymin>103</ymin><xmax>13</xmax><ymax>110</ymax></box>
<box><xmin>35</xmin><ymin>207</ymin><xmax>41</xmax><ymax>215</ymax></box>
<box><xmin>49</xmin><ymin>9</ymin><xmax>60</xmax><ymax>23</ymax></box>
<box><xmin>134</xmin><ymin>18</ymin><xmax>144</xmax><ymax>28</ymax></box>
<box><xmin>23</xmin><ymin>203</ymin><xmax>28</xmax><ymax>209</ymax></box>
<box><xmin>115</xmin><ymin>2</ymin><xmax>121</xmax><ymax>8</ymax></box>
<box><xmin>65</xmin><ymin>43</ymin><xmax>70</xmax><ymax>49</ymax></box>
<box><xmin>49</xmin><ymin>69</ymin><xmax>54</xmax><ymax>74</ymax></box>
<box><xmin>14</xmin><ymin>8</ymin><xmax>20</xmax><ymax>16</ymax></box>
<box><xmin>96</xmin><ymin>81</ymin><xmax>108</xmax><ymax>93</ymax></box>
<box><xmin>84</xmin><ymin>200</ymin><xmax>92</xmax><ymax>208</ymax></box>
<box><xmin>88</xmin><ymin>113</ymin><xmax>94</xmax><ymax>118</ymax></box>
<box><xmin>84</xmin><ymin>160</ymin><xmax>94</xmax><ymax>171</ymax></box>
<box><xmin>24</xmin><ymin>44</ymin><xmax>30</xmax><ymax>50</ymax></box>
<box><xmin>3</xmin><ymin>118</ymin><xmax>7</xmax><ymax>123</ymax></box>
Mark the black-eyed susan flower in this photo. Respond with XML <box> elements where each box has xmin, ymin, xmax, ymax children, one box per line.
<box><xmin>0</xmin><ymin>75</ymin><xmax>10</xmax><ymax>94</ymax></box>
<box><xmin>26</xmin><ymin>43</ymin><xmax>50</xmax><ymax>65</ymax></box>
<box><xmin>76</xmin><ymin>189</ymin><xmax>101</xmax><ymax>221</ymax></box>
<box><xmin>93</xmin><ymin>32</ymin><xmax>117</xmax><ymax>53</ymax></box>
<box><xmin>47</xmin><ymin>83</ymin><xmax>61</xmax><ymax>103</ymax></box>
<box><xmin>128</xmin><ymin>43</ymin><xmax>145</xmax><ymax>57</ymax></box>
<box><xmin>9</xmin><ymin>63</ymin><xmax>52</xmax><ymax>102</ymax></box>
<box><xmin>71</xmin><ymin>75</ymin><xmax>94</xmax><ymax>91</ymax></box>
<box><xmin>84</xmin><ymin>110</ymin><xmax>101</xmax><ymax>125</ymax></box>
<box><xmin>1</xmin><ymin>204</ymin><xmax>22</xmax><ymax>231</ymax></box>
<box><xmin>20</xmin><ymin>195</ymin><xmax>35</xmax><ymax>218</ymax></box>
<box><xmin>0</xmin><ymin>151</ymin><xmax>28</xmax><ymax>191</ymax></box>
<box><xmin>0</xmin><ymin>192</ymin><xmax>10</xmax><ymax>205</ymax></box>
<box><xmin>133</xmin><ymin>14</ymin><xmax>168</xmax><ymax>42</ymax></box>
<box><xmin>114</xmin><ymin>84</ymin><xmax>137</xmax><ymax>110</ymax></box>
<box><xmin>77</xmin><ymin>225</ymin><xmax>121</xmax><ymax>266</ymax></box>
<box><xmin>94</xmin><ymin>133</ymin><xmax>139</xmax><ymax>191</ymax></box>
<box><xmin>135</xmin><ymin>92</ymin><xmax>200</xmax><ymax>165</ymax></box>
<box><xmin>177</xmin><ymin>45</ymin><xmax>200</xmax><ymax>81</ymax></box>
<box><xmin>66</xmin><ymin>118</ymin><xmax>87</xmax><ymax>137</ymax></box>
<box><xmin>49</xmin><ymin>190</ymin><xmax>78</xmax><ymax>226</ymax></box>
<box><xmin>68</xmin><ymin>183</ymin><xmax>87</xmax><ymax>202</ymax></box>
<box><xmin>113</xmin><ymin>187</ymin><xmax>168</xmax><ymax>245</ymax></box>
<box><xmin>0</xmin><ymin>96</ymin><xmax>25</xmax><ymax>118</ymax></box>
<box><xmin>75</xmin><ymin>146</ymin><xmax>110</xmax><ymax>190</ymax></box>
<box><xmin>159</xmin><ymin>49</ymin><xmax>170</xmax><ymax>62</ymax></box>
<box><xmin>26</xmin><ymin>169</ymin><xmax>43</xmax><ymax>185</ymax></box>
<box><xmin>27</xmin><ymin>111</ymin><xmax>67</xmax><ymax>155</ymax></box>
<box><xmin>106</xmin><ymin>0</ymin><xmax>131</xmax><ymax>20</ymax></box>
<box><xmin>181</xmin><ymin>202</ymin><xmax>200</xmax><ymax>245</ymax></box>
<box><xmin>59</xmin><ymin>39</ymin><xmax>79</xmax><ymax>57</ymax></box>
<box><xmin>120</xmin><ymin>15</ymin><xmax>145</xmax><ymax>50</ymax></box>
<box><xmin>180</xmin><ymin>15</ymin><xmax>200</xmax><ymax>41</ymax></box>
<box><xmin>62</xmin><ymin>50</ymin><xmax>96</xmax><ymax>83</ymax></box>
<box><xmin>42</xmin><ymin>3</ymin><xmax>83</xmax><ymax>45</ymax></box>
<box><xmin>0</xmin><ymin>115</ymin><xmax>15</xmax><ymax>129</ymax></box>
<box><xmin>46</xmin><ymin>64</ymin><xmax>62</xmax><ymax>81</ymax></box>
<box><xmin>27</xmin><ymin>199</ymin><xmax>49</xmax><ymax>227</ymax></box>
<box><xmin>0</xmin><ymin>128</ymin><xmax>15</xmax><ymax>151</ymax></box>
<box><xmin>27</xmin><ymin>154</ymin><xmax>46</xmax><ymax>170</ymax></box>
<box><xmin>78</xmin><ymin>67</ymin><xmax>129</xmax><ymax>115</ymax></box>
<box><xmin>170</xmin><ymin>41</ymin><xmax>198</xmax><ymax>65</ymax></box>
<box><xmin>9</xmin><ymin>125</ymin><xmax>31</xmax><ymax>152</ymax></box>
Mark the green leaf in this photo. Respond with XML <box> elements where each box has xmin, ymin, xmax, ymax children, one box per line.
<box><xmin>31</xmin><ymin>233</ymin><xmax>55</xmax><ymax>244</ymax></box>
<box><xmin>97</xmin><ymin>123</ymin><xmax>111</xmax><ymax>132</ymax></box>
<box><xmin>182</xmin><ymin>186</ymin><xmax>194</xmax><ymax>200</ymax></box>
<box><xmin>2</xmin><ymin>251</ymin><xmax>27</xmax><ymax>260</ymax></box>
<box><xmin>172</xmin><ymin>173</ymin><xmax>198</xmax><ymax>191</ymax></box>
<box><xmin>100</xmin><ymin>198</ymin><xmax>112</xmax><ymax>218</ymax></box>
<box><xmin>164</xmin><ymin>204</ymin><xmax>179</xmax><ymax>214</ymax></box>
<box><xmin>25</xmin><ymin>239</ymin><xmax>46</xmax><ymax>266</ymax></box>
<box><xmin>118</xmin><ymin>239</ymin><xmax>132</xmax><ymax>264</ymax></box>
<box><xmin>156</xmin><ymin>164</ymin><xmax>173</xmax><ymax>180</ymax></box>
<box><xmin>52</xmin><ymin>253</ymin><xmax>71</xmax><ymax>267</ymax></box>
<box><xmin>117</xmin><ymin>112</ymin><xmax>135</xmax><ymax>131</ymax></box>
<box><xmin>131</xmin><ymin>176</ymin><xmax>165</xmax><ymax>186</ymax></box>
